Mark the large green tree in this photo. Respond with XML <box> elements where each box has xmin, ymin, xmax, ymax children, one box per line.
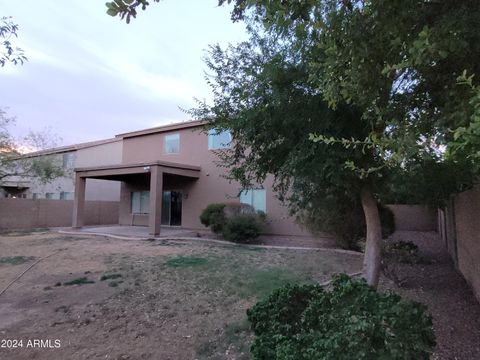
<box><xmin>108</xmin><ymin>0</ymin><xmax>480</xmax><ymax>287</ymax></box>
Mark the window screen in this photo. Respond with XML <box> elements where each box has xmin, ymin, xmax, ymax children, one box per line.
<box><xmin>63</xmin><ymin>153</ymin><xmax>75</xmax><ymax>169</ymax></box>
<box><xmin>165</xmin><ymin>133</ymin><xmax>180</xmax><ymax>154</ymax></box>
<box><xmin>132</xmin><ymin>191</ymin><xmax>150</xmax><ymax>214</ymax></box>
<box><xmin>208</xmin><ymin>129</ymin><xmax>231</xmax><ymax>150</ymax></box>
<box><xmin>240</xmin><ymin>189</ymin><xmax>266</xmax><ymax>213</ymax></box>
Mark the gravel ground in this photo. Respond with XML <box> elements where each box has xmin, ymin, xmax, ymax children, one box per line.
<box><xmin>386</xmin><ymin>231</ymin><xmax>480</xmax><ymax>360</ymax></box>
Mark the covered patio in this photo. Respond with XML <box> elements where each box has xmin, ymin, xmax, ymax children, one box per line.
<box><xmin>72</xmin><ymin>161</ymin><xmax>201</xmax><ymax>235</ymax></box>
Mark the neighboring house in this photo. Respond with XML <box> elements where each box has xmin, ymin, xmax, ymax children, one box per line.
<box><xmin>70</xmin><ymin>119</ymin><xmax>309</xmax><ymax>236</ymax></box>
<box><xmin>0</xmin><ymin>138</ymin><xmax>123</xmax><ymax>201</ymax></box>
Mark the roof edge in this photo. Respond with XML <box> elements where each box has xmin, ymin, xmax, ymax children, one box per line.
<box><xmin>75</xmin><ymin>160</ymin><xmax>201</xmax><ymax>172</ymax></box>
<box><xmin>22</xmin><ymin>137</ymin><xmax>121</xmax><ymax>158</ymax></box>
<box><xmin>116</xmin><ymin>119</ymin><xmax>207</xmax><ymax>139</ymax></box>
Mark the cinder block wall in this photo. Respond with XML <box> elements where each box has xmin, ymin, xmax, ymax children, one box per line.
<box><xmin>387</xmin><ymin>204</ymin><xmax>437</xmax><ymax>231</ymax></box>
<box><xmin>450</xmin><ymin>186</ymin><xmax>480</xmax><ymax>302</ymax></box>
<box><xmin>0</xmin><ymin>199</ymin><xmax>119</xmax><ymax>230</ymax></box>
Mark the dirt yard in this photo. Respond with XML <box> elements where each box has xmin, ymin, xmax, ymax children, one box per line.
<box><xmin>0</xmin><ymin>230</ymin><xmax>362</xmax><ymax>360</ymax></box>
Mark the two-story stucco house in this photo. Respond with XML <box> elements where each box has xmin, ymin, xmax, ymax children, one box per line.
<box><xmin>71</xmin><ymin>119</ymin><xmax>308</xmax><ymax>236</ymax></box>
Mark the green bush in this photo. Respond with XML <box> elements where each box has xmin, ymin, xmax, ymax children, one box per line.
<box><xmin>382</xmin><ymin>240</ymin><xmax>421</xmax><ymax>286</ymax></box>
<box><xmin>222</xmin><ymin>214</ymin><xmax>261</xmax><ymax>243</ymax></box>
<box><xmin>383</xmin><ymin>240</ymin><xmax>420</xmax><ymax>264</ymax></box>
<box><xmin>199</xmin><ymin>203</ymin><xmax>226</xmax><ymax>233</ymax></box>
<box><xmin>247</xmin><ymin>274</ymin><xmax>435</xmax><ymax>360</ymax></box>
<box><xmin>299</xmin><ymin>199</ymin><xmax>395</xmax><ymax>251</ymax></box>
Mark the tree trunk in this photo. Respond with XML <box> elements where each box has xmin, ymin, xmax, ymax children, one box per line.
<box><xmin>360</xmin><ymin>187</ymin><xmax>382</xmax><ymax>288</ymax></box>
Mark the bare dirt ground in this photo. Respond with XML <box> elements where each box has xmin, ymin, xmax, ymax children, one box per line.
<box><xmin>383</xmin><ymin>231</ymin><xmax>480</xmax><ymax>360</ymax></box>
<box><xmin>1</xmin><ymin>230</ymin><xmax>479</xmax><ymax>359</ymax></box>
<box><xmin>0</xmin><ymin>230</ymin><xmax>361</xmax><ymax>360</ymax></box>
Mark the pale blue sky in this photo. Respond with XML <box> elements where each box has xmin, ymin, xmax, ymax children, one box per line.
<box><xmin>0</xmin><ymin>0</ymin><xmax>248</xmax><ymax>145</ymax></box>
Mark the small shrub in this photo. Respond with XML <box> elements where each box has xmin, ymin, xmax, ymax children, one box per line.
<box><xmin>383</xmin><ymin>240</ymin><xmax>420</xmax><ymax>264</ymax></box>
<box><xmin>223</xmin><ymin>202</ymin><xmax>257</xmax><ymax>217</ymax></box>
<box><xmin>382</xmin><ymin>240</ymin><xmax>421</xmax><ymax>285</ymax></box>
<box><xmin>247</xmin><ymin>274</ymin><xmax>436</xmax><ymax>360</ymax></box>
<box><xmin>222</xmin><ymin>214</ymin><xmax>261</xmax><ymax>243</ymax></box>
<box><xmin>100</xmin><ymin>273</ymin><xmax>123</xmax><ymax>281</ymax></box>
<box><xmin>63</xmin><ymin>277</ymin><xmax>95</xmax><ymax>286</ymax></box>
<box><xmin>200</xmin><ymin>203</ymin><xmax>226</xmax><ymax>233</ymax></box>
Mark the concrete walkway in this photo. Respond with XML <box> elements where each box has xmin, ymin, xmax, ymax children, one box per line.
<box><xmin>60</xmin><ymin>225</ymin><xmax>198</xmax><ymax>239</ymax></box>
<box><xmin>57</xmin><ymin>225</ymin><xmax>359</xmax><ymax>254</ymax></box>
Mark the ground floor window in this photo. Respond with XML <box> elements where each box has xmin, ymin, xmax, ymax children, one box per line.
<box><xmin>240</xmin><ymin>189</ymin><xmax>266</xmax><ymax>213</ymax></box>
<box><xmin>131</xmin><ymin>191</ymin><xmax>150</xmax><ymax>214</ymax></box>
<box><xmin>60</xmin><ymin>191</ymin><xmax>74</xmax><ymax>200</ymax></box>
<box><xmin>46</xmin><ymin>192</ymin><xmax>59</xmax><ymax>200</ymax></box>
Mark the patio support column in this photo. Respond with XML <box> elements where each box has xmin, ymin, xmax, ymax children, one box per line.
<box><xmin>72</xmin><ymin>174</ymin><xmax>86</xmax><ymax>228</ymax></box>
<box><xmin>149</xmin><ymin>165</ymin><xmax>163</xmax><ymax>235</ymax></box>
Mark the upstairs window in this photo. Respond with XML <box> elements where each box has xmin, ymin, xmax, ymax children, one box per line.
<box><xmin>63</xmin><ymin>153</ymin><xmax>75</xmax><ymax>169</ymax></box>
<box><xmin>208</xmin><ymin>129</ymin><xmax>231</xmax><ymax>150</ymax></box>
<box><xmin>132</xmin><ymin>191</ymin><xmax>150</xmax><ymax>214</ymax></box>
<box><xmin>165</xmin><ymin>133</ymin><xmax>180</xmax><ymax>154</ymax></box>
<box><xmin>240</xmin><ymin>188</ymin><xmax>266</xmax><ymax>213</ymax></box>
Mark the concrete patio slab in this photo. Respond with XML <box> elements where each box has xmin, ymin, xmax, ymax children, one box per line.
<box><xmin>62</xmin><ymin>225</ymin><xmax>198</xmax><ymax>239</ymax></box>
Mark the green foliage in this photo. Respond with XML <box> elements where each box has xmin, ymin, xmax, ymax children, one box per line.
<box><xmin>383</xmin><ymin>241</ymin><xmax>420</xmax><ymax>265</ymax></box>
<box><xmin>63</xmin><ymin>277</ymin><xmax>95</xmax><ymax>286</ymax></box>
<box><xmin>105</xmin><ymin>0</ymin><xmax>161</xmax><ymax>23</ymax></box>
<box><xmin>222</xmin><ymin>0</ymin><xmax>480</xmax><ymax>194</ymax></box>
<box><xmin>382</xmin><ymin>240</ymin><xmax>421</xmax><ymax>286</ymax></box>
<box><xmin>0</xmin><ymin>16</ymin><xmax>27</xmax><ymax>67</ymax></box>
<box><xmin>247</xmin><ymin>275</ymin><xmax>436</xmax><ymax>360</ymax></box>
<box><xmin>165</xmin><ymin>256</ymin><xmax>209</xmax><ymax>268</ymax></box>
<box><xmin>299</xmin><ymin>199</ymin><xmax>395</xmax><ymax>250</ymax></box>
<box><xmin>447</xmin><ymin>72</ymin><xmax>480</xmax><ymax>174</ymax></box>
<box><xmin>200</xmin><ymin>203</ymin><xmax>263</xmax><ymax>242</ymax></box>
<box><xmin>0</xmin><ymin>255</ymin><xmax>35</xmax><ymax>265</ymax></box>
<box><xmin>199</xmin><ymin>203</ymin><xmax>226</xmax><ymax>234</ymax></box>
<box><xmin>222</xmin><ymin>214</ymin><xmax>261</xmax><ymax>243</ymax></box>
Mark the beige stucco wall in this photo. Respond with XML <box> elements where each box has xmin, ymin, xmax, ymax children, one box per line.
<box><xmin>75</xmin><ymin>140</ymin><xmax>123</xmax><ymax>167</ymax></box>
<box><xmin>25</xmin><ymin>140</ymin><xmax>123</xmax><ymax>201</ymax></box>
<box><xmin>76</xmin><ymin>140</ymin><xmax>123</xmax><ymax>201</ymax></box>
<box><xmin>0</xmin><ymin>198</ymin><xmax>119</xmax><ymax>229</ymax></box>
<box><xmin>120</xmin><ymin>127</ymin><xmax>309</xmax><ymax>236</ymax></box>
<box><xmin>452</xmin><ymin>185</ymin><xmax>480</xmax><ymax>302</ymax></box>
